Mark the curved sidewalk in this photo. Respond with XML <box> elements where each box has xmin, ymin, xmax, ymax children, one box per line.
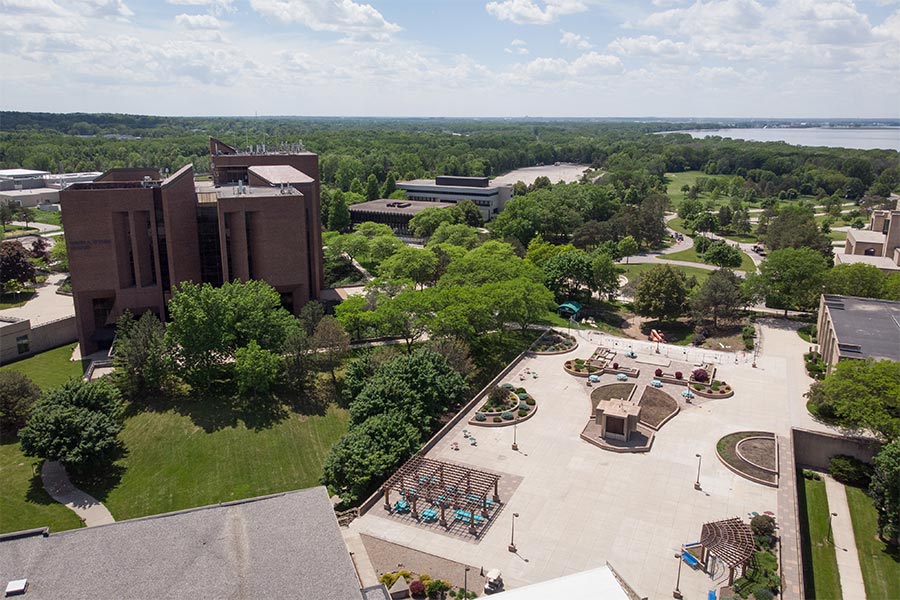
<box><xmin>41</xmin><ymin>460</ymin><xmax>115</xmax><ymax>527</ymax></box>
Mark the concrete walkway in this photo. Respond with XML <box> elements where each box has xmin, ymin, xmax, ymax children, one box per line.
<box><xmin>41</xmin><ymin>461</ymin><xmax>115</xmax><ymax>527</ymax></box>
<box><xmin>342</xmin><ymin>528</ymin><xmax>380</xmax><ymax>588</ymax></box>
<box><xmin>823</xmin><ymin>475</ymin><xmax>867</xmax><ymax>600</ymax></box>
<box><xmin>10</xmin><ymin>220</ymin><xmax>62</xmax><ymax>234</ymax></box>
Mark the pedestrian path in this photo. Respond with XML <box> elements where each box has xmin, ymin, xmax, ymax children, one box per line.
<box><xmin>342</xmin><ymin>528</ymin><xmax>380</xmax><ymax>588</ymax></box>
<box><xmin>823</xmin><ymin>475</ymin><xmax>867</xmax><ymax>600</ymax></box>
<box><xmin>41</xmin><ymin>460</ymin><xmax>115</xmax><ymax>527</ymax></box>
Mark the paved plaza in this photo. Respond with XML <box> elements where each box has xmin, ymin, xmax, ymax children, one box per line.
<box><xmin>351</xmin><ymin>321</ymin><xmax>838</xmax><ymax>599</ymax></box>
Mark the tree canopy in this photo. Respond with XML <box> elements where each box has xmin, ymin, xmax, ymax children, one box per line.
<box><xmin>633</xmin><ymin>265</ymin><xmax>689</xmax><ymax>321</ymax></box>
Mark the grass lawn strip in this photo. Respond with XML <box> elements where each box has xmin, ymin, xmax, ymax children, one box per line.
<box><xmin>845</xmin><ymin>485</ymin><xmax>900</xmax><ymax>600</ymax></box>
<box><xmin>0</xmin><ymin>344</ymin><xmax>85</xmax><ymax>389</ymax></box>
<box><xmin>75</xmin><ymin>403</ymin><xmax>350</xmax><ymax>521</ymax></box>
<box><xmin>798</xmin><ymin>476</ymin><xmax>843</xmax><ymax>600</ymax></box>
<box><xmin>716</xmin><ymin>432</ymin><xmax>776</xmax><ymax>485</ymax></box>
<box><xmin>0</xmin><ymin>442</ymin><xmax>84</xmax><ymax>534</ymax></box>
<box><xmin>620</xmin><ymin>262</ymin><xmax>712</xmax><ymax>286</ymax></box>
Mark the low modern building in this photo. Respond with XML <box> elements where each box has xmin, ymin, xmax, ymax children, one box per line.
<box><xmin>0</xmin><ymin>487</ymin><xmax>370</xmax><ymax>599</ymax></box>
<box><xmin>0</xmin><ymin>187</ymin><xmax>59</xmax><ymax>209</ymax></box>
<box><xmin>61</xmin><ymin>140</ymin><xmax>323</xmax><ymax>355</ymax></box>
<box><xmin>839</xmin><ymin>196</ymin><xmax>900</xmax><ymax>272</ymax></box>
<box><xmin>396</xmin><ymin>175</ymin><xmax>512</xmax><ymax>221</ymax></box>
<box><xmin>816</xmin><ymin>294</ymin><xmax>900</xmax><ymax>372</ymax></box>
<box><xmin>349</xmin><ymin>198</ymin><xmax>455</xmax><ymax>235</ymax></box>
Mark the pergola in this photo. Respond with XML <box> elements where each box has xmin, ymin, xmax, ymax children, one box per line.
<box><xmin>699</xmin><ymin>517</ymin><xmax>755</xmax><ymax>585</ymax></box>
<box><xmin>380</xmin><ymin>456</ymin><xmax>502</xmax><ymax>535</ymax></box>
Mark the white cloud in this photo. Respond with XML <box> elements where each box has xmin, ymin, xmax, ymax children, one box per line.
<box><xmin>608</xmin><ymin>35</ymin><xmax>696</xmax><ymax>62</ymax></box>
<box><xmin>518</xmin><ymin>50</ymin><xmax>622</xmax><ymax>81</ymax></box>
<box><xmin>505</xmin><ymin>38</ymin><xmax>530</xmax><ymax>54</ymax></box>
<box><xmin>560</xmin><ymin>30</ymin><xmax>591</xmax><ymax>49</ymax></box>
<box><xmin>166</xmin><ymin>0</ymin><xmax>235</xmax><ymax>14</ymax></box>
<box><xmin>485</xmin><ymin>0</ymin><xmax>587</xmax><ymax>25</ymax></box>
<box><xmin>249</xmin><ymin>0</ymin><xmax>401</xmax><ymax>40</ymax></box>
<box><xmin>175</xmin><ymin>13</ymin><xmax>223</xmax><ymax>29</ymax></box>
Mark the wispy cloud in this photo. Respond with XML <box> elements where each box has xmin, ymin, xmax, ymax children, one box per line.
<box><xmin>486</xmin><ymin>0</ymin><xmax>587</xmax><ymax>25</ymax></box>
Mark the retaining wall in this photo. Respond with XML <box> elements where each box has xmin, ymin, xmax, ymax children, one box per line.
<box><xmin>792</xmin><ymin>427</ymin><xmax>880</xmax><ymax>469</ymax></box>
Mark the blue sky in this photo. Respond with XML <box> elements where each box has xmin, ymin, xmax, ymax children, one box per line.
<box><xmin>2</xmin><ymin>0</ymin><xmax>899</xmax><ymax>118</ymax></box>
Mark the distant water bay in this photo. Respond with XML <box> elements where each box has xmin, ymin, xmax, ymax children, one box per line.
<box><xmin>666</xmin><ymin>127</ymin><xmax>900</xmax><ymax>151</ymax></box>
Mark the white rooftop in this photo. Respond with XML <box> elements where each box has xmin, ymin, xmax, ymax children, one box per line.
<box><xmin>0</xmin><ymin>169</ymin><xmax>49</xmax><ymax>178</ymax></box>
<box><xmin>847</xmin><ymin>229</ymin><xmax>887</xmax><ymax>244</ymax></box>
<box><xmin>834</xmin><ymin>253</ymin><xmax>900</xmax><ymax>271</ymax></box>
<box><xmin>491</xmin><ymin>566</ymin><xmax>630</xmax><ymax>600</ymax></box>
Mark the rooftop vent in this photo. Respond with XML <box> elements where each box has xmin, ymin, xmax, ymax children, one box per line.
<box><xmin>5</xmin><ymin>579</ymin><xmax>28</xmax><ymax>596</ymax></box>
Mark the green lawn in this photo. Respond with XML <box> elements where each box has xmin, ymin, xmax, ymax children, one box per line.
<box><xmin>0</xmin><ymin>344</ymin><xmax>85</xmax><ymax>389</ymax></box>
<box><xmin>74</xmin><ymin>402</ymin><xmax>350</xmax><ymax>522</ymax></box>
<box><xmin>798</xmin><ymin>475</ymin><xmax>843</xmax><ymax>600</ymax></box>
<box><xmin>0</xmin><ymin>442</ymin><xmax>85</xmax><ymax>534</ymax></box>
<box><xmin>619</xmin><ymin>262</ymin><xmax>713</xmax><ymax>286</ymax></box>
<box><xmin>0</xmin><ymin>289</ymin><xmax>37</xmax><ymax>309</ymax></box>
<box><xmin>845</xmin><ymin>485</ymin><xmax>900</xmax><ymax>600</ymax></box>
<box><xmin>664</xmin><ymin>171</ymin><xmax>733</xmax><ymax>208</ymax></box>
<box><xmin>665</xmin><ymin>245</ymin><xmax>756</xmax><ymax>273</ymax></box>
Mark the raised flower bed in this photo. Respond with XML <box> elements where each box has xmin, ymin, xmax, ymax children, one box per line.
<box><xmin>470</xmin><ymin>383</ymin><xmax>538</xmax><ymax>426</ymax></box>
<box><xmin>689</xmin><ymin>378</ymin><xmax>734</xmax><ymax>398</ymax></box>
<box><xmin>563</xmin><ymin>357</ymin><xmax>606</xmax><ymax>376</ymax></box>
<box><xmin>530</xmin><ymin>329</ymin><xmax>578</xmax><ymax>354</ymax></box>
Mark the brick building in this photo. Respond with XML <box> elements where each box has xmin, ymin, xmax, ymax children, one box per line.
<box><xmin>61</xmin><ymin>140</ymin><xmax>323</xmax><ymax>354</ymax></box>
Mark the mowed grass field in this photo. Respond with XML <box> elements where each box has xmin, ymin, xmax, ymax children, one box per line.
<box><xmin>0</xmin><ymin>344</ymin><xmax>85</xmax><ymax>389</ymax></box>
<box><xmin>620</xmin><ymin>262</ymin><xmax>713</xmax><ymax>286</ymax></box>
<box><xmin>798</xmin><ymin>476</ymin><xmax>843</xmax><ymax>600</ymax></box>
<box><xmin>665</xmin><ymin>245</ymin><xmax>757</xmax><ymax>273</ymax></box>
<box><xmin>846</xmin><ymin>485</ymin><xmax>900</xmax><ymax>600</ymax></box>
<box><xmin>78</xmin><ymin>403</ymin><xmax>350</xmax><ymax>521</ymax></box>
<box><xmin>0</xmin><ymin>442</ymin><xmax>85</xmax><ymax>534</ymax></box>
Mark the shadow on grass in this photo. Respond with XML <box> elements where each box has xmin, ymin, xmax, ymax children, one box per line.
<box><xmin>67</xmin><ymin>444</ymin><xmax>128</xmax><ymax>504</ymax></box>
<box><xmin>640</xmin><ymin>320</ymin><xmax>694</xmax><ymax>345</ymax></box>
<box><xmin>796</xmin><ymin>469</ymin><xmax>818</xmax><ymax>599</ymax></box>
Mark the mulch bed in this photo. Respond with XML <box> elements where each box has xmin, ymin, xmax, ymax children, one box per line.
<box><xmin>590</xmin><ymin>383</ymin><xmax>636</xmax><ymax>409</ymax></box>
<box><xmin>638</xmin><ymin>387</ymin><xmax>678</xmax><ymax>429</ymax></box>
<box><xmin>717</xmin><ymin>432</ymin><xmax>777</xmax><ymax>485</ymax></box>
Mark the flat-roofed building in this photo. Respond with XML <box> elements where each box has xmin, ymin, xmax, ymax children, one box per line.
<box><xmin>0</xmin><ymin>487</ymin><xmax>368</xmax><ymax>600</ymax></box>
<box><xmin>397</xmin><ymin>175</ymin><xmax>512</xmax><ymax>221</ymax></box>
<box><xmin>349</xmin><ymin>198</ymin><xmax>456</xmax><ymax>235</ymax></box>
<box><xmin>841</xmin><ymin>196</ymin><xmax>900</xmax><ymax>272</ymax></box>
<box><xmin>61</xmin><ymin>141</ymin><xmax>323</xmax><ymax>355</ymax></box>
<box><xmin>0</xmin><ymin>187</ymin><xmax>59</xmax><ymax>208</ymax></box>
<box><xmin>816</xmin><ymin>294</ymin><xmax>900</xmax><ymax>373</ymax></box>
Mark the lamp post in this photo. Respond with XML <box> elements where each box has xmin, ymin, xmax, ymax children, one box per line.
<box><xmin>694</xmin><ymin>454</ymin><xmax>702</xmax><ymax>490</ymax></box>
<box><xmin>508</xmin><ymin>512</ymin><xmax>520</xmax><ymax>552</ymax></box>
<box><xmin>512</xmin><ymin>419</ymin><xmax>518</xmax><ymax>451</ymax></box>
<box><xmin>827</xmin><ymin>512</ymin><xmax>837</xmax><ymax>545</ymax></box>
<box><xmin>673</xmin><ymin>546</ymin><xmax>684</xmax><ymax>599</ymax></box>
<box><xmin>464</xmin><ymin>566</ymin><xmax>470</xmax><ymax>598</ymax></box>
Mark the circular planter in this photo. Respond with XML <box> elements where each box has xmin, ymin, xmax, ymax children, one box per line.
<box><xmin>531</xmin><ymin>330</ymin><xmax>578</xmax><ymax>355</ymax></box>
<box><xmin>469</xmin><ymin>402</ymin><xmax>539</xmax><ymax>427</ymax></box>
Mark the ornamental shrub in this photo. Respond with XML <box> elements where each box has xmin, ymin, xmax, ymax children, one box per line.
<box><xmin>692</xmin><ymin>368</ymin><xmax>709</xmax><ymax>383</ymax></box>
<box><xmin>493</xmin><ymin>416</ymin><xmax>502</xmax><ymax>423</ymax></box>
<box><xmin>751</xmin><ymin>514</ymin><xmax>777</xmax><ymax>538</ymax></box>
<box><xmin>829</xmin><ymin>455</ymin><xmax>873</xmax><ymax>488</ymax></box>
<box><xmin>655</xmin><ymin>368</ymin><xmax>663</xmax><ymax>377</ymax></box>
<box><xmin>693</xmin><ymin>384</ymin><xmax>704</xmax><ymax>391</ymax></box>
<box><xmin>518</xmin><ymin>408</ymin><xmax>529</xmax><ymax>417</ymax></box>
<box><xmin>409</xmin><ymin>580</ymin><xmax>426</xmax><ymax>597</ymax></box>
<box><xmin>612</xmin><ymin>362</ymin><xmax>619</xmax><ymax>369</ymax></box>
<box><xmin>517</xmin><ymin>392</ymin><xmax>528</xmax><ymax>400</ymax></box>
<box><xmin>501</xmin><ymin>411</ymin><xmax>514</xmax><ymax>421</ymax></box>
<box><xmin>518</xmin><ymin>401</ymin><xmax>530</xmax><ymax>410</ymax></box>
<box><xmin>675</xmin><ymin>371</ymin><xmax>683</xmax><ymax>380</ymax></box>
<box><xmin>526</xmin><ymin>398</ymin><xmax>536</xmax><ymax>406</ymax></box>
<box><xmin>475</xmin><ymin>413</ymin><xmax>486</xmax><ymax>422</ymax></box>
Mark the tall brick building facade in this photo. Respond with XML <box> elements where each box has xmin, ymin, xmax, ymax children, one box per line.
<box><xmin>62</xmin><ymin>139</ymin><xmax>323</xmax><ymax>354</ymax></box>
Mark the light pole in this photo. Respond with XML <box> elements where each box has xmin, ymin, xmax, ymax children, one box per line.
<box><xmin>508</xmin><ymin>512</ymin><xmax>520</xmax><ymax>553</ymax></box>
<box><xmin>512</xmin><ymin>419</ymin><xmax>518</xmax><ymax>451</ymax></box>
<box><xmin>673</xmin><ymin>546</ymin><xmax>684</xmax><ymax>599</ymax></box>
<box><xmin>827</xmin><ymin>512</ymin><xmax>837</xmax><ymax>545</ymax></box>
<box><xmin>694</xmin><ymin>454</ymin><xmax>702</xmax><ymax>490</ymax></box>
<box><xmin>464</xmin><ymin>566</ymin><xmax>470</xmax><ymax>598</ymax></box>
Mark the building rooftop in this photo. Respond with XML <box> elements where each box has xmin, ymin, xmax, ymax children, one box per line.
<box><xmin>349</xmin><ymin>198</ymin><xmax>455</xmax><ymax>215</ymax></box>
<box><xmin>490</xmin><ymin>566</ymin><xmax>630</xmax><ymax>600</ymax></box>
<box><xmin>847</xmin><ymin>229</ymin><xmax>887</xmax><ymax>244</ymax></box>
<box><xmin>834</xmin><ymin>253</ymin><xmax>900</xmax><ymax>271</ymax></box>
<box><xmin>0</xmin><ymin>169</ymin><xmax>50</xmax><ymax>179</ymax></box>
<box><xmin>398</xmin><ymin>177</ymin><xmax>510</xmax><ymax>191</ymax></box>
<box><xmin>0</xmin><ymin>487</ymin><xmax>363</xmax><ymax>600</ymax></box>
<box><xmin>248</xmin><ymin>165</ymin><xmax>314</xmax><ymax>185</ymax></box>
<box><xmin>0</xmin><ymin>187</ymin><xmax>59</xmax><ymax>197</ymax></box>
<box><xmin>215</xmin><ymin>184</ymin><xmax>301</xmax><ymax>198</ymax></box>
<box><xmin>822</xmin><ymin>294</ymin><xmax>900</xmax><ymax>362</ymax></box>
<box><xmin>597</xmin><ymin>398</ymin><xmax>641</xmax><ymax>419</ymax></box>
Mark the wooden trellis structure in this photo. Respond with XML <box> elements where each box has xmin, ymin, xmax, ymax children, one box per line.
<box><xmin>699</xmin><ymin>517</ymin><xmax>755</xmax><ymax>585</ymax></box>
<box><xmin>380</xmin><ymin>456</ymin><xmax>501</xmax><ymax>535</ymax></box>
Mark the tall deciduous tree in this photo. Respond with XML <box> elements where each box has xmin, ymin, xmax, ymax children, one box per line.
<box><xmin>542</xmin><ymin>249</ymin><xmax>594</xmax><ymax>300</ymax></box>
<box><xmin>234</xmin><ymin>340</ymin><xmax>281</xmax><ymax>398</ymax></box>
<box><xmin>869</xmin><ymin>440</ymin><xmax>900</xmax><ymax>545</ymax></box>
<box><xmin>592</xmin><ymin>252</ymin><xmax>622</xmax><ymax>301</ymax></box>
<box><xmin>0</xmin><ymin>371</ymin><xmax>40</xmax><ymax>434</ymax></box>
<box><xmin>633</xmin><ymin>265</ymin><xmax>688</xmax><ymax>321</ymax></box>
<box><xmin>823</xmin><ymin>263</ymin><xmax>888</xmax><ymax>299</ymax></box>
<box><xmin>312</xmin><ymin>316</ymin><xmax>350</xmax><ymax>383</ymax></box>
<box><xmin>1</xmin><ymin>241</ymin><xmax>36</xmax><ymax>285</ymax></box>
<box><xmin>112</xmin><ymin>310</ymin><xmax>171</xmax><ymax>398</ymax></box>
<box><xmin>703</xmin><ymin>241</ymin><xmax>743</xmax><ymax>268</ymax></box>
<box><xmin>746</xmin><ymin>247</ymin><xmax>829</xmax><ymax>315</ymax></box>
<box><xmin>616</xmin><ymin>236</ymin><xmax>638</xmax><ymax>264</ymax></box>
<box><xmin>378</xmin><ymin>246</ymin><xmax>438</xmax><ymax>289</ymax></box>
<box><xmin>327</xmin><ymin>192</ymin><xmax>351</xmax><ymax>232</ymax></box>
<box><xmin>691</xmin><ymin>268</ymin><xmax>744</xmax><ymax>327</ymax></box>
<box><xmin>764</xmin><ymin>204</ymin><xmax>832</xmax><ymax>257</ymax></box>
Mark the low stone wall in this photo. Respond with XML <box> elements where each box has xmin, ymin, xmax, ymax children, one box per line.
<box><xmin>792</xmin><ymin>428</ymin><xmax>880</xmax><ymax>469</ymax></box>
